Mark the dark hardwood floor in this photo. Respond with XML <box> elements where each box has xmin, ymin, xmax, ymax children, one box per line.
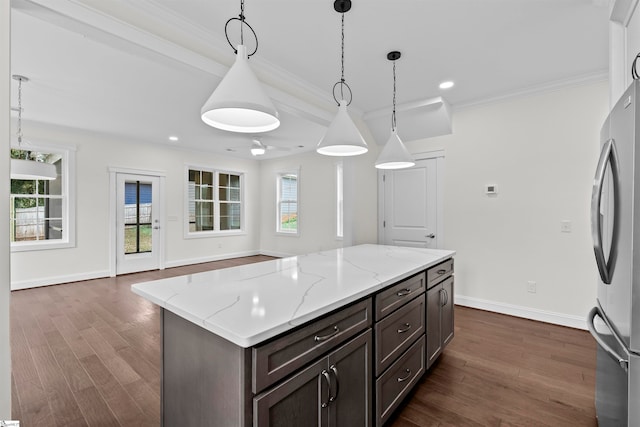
<box><xmin>10</xmin><ymin>256</ymin><xmax>597</xmax><ymax>426</ymax></box>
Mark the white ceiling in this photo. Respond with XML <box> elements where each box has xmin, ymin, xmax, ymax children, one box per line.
<box><xmin>10</xmin><ymin>0</ymin><xmax>610</xmax><ymax>160</ymax></box>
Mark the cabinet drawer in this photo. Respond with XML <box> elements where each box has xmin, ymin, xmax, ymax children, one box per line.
<box><xmin>427</xmin><ymin>258</ymin><xmax>454</xmax><ymax>289</ymax></box>
<box><xmin>374</xmin><ymin>272</ymin><xmax>426</xmax><ymax>321</ymax></box>
<box><xmin>374</xmin><ymin>295</ymin><xmax>425</xmax><ymax>376</ymax></box>
<box><xmin>252</xmin><ymin>298</ymin><xmax>372</xmax><ymax>394</ymax></box>
<box><xmin>375</xmin><ymin>335</ymin><xmax>426</xmax><ymax>427</ymax></box>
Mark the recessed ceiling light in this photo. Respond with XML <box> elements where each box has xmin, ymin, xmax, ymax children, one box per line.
<box><xmin>439</xmin><ymin>81</ymin><xmax>454</xmax><ymax>90</ymax></box>
<box><xmin>168</xmin><ymin>136</ymin><xmax>179</xmax><ymax>142</ymax></box>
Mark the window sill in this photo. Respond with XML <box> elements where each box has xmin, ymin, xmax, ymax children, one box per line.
<box><xmin>11</xmin><ymin>240</ymin><xmax>75</xmax><ymax>252</ymax></box>
<box><xmin>276</xmin><ymin>231</ymin><xmax>300</xmax><ymax>237</ymax></box>
<box><xmin>184</xmin><ymin>230</ymin><xmax>246</xmax><ymax>239</ymax></box>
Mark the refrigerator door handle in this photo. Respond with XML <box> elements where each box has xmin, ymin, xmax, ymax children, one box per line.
<box><xmin>587</xmin><ymin>306</ymin><xmax>629</xmax><ymax>373</ymax></box>
<box><xmin>591</xmin><ymin>138</ymin><xmax>620</xmax><ymax>284</ymax></box>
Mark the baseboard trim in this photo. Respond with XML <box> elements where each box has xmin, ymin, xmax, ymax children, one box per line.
<box><xmin>164</xmin><ymin>250</ymin><xmax>261</xmax><ymax>269</ymax></box>
<box><xmin>11</xmin><ymin>270</ymin><xmax>111</xmax><ymax>291</ymax></box>
<box><xmin>455</xmin><ymin>295</ymin><xmax>588</xmax><ymax>330</ymax></box>
<box><xmin>12</xmin><ymin>251</ymin><xmax>267</xmax><ymax>290</ymax></box>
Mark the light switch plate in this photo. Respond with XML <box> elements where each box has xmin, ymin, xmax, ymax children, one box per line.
<box><xmin>560</xmin><ymin>220</ymin><xmax>572</xmax><ymax>233</ymax></box>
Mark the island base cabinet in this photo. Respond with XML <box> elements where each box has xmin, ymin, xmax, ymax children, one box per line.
<box><xmin>162</xmin><ymin>309</ymin><xmax>253</xmax><ymax>427</ymax></box>
<box><xmin>426</xmin><ymin>276</ymin><xmax>454</xmax><ymax>369</ymax></box>
<box><xmin>254</xmin><ymin>329</ymin><xmax>373</xmax><ymax>427</ymax></box>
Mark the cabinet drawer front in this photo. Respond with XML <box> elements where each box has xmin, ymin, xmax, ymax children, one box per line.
<box><xmin>427</xmin><ymin>258</ymin><xmax>454</xmax><ymax>288</ymax></box>
<box><xmin>375</xmin><ymin>335</ymin><xmax>426</xmax><ymax>427</ymax></box>
<box><xmin>253</xmin><ymin>299</ymin><xmax>372</xmax><ymax>394</ymax></box>
<box><xmin>374</xmin><ymin>272</ymin><xmax>426</xmax><ymax>321</ymax></box>
<box><xmin>374</xmin><ymin>295</ymin><xmax>425</xmax><ymax>376</ymax></box>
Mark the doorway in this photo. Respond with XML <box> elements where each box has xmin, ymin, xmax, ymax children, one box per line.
<box><xmin>110</xmin><ymin>169</ymin><xmax>165</xmax><ymax>275</ymax></box>
<box><xmin>378</xmin><ymin>153</ymin><xmax>444</xmax><ymax>249</ymax></box>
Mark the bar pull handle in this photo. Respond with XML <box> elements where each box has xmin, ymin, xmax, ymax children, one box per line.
<box><xmin>396</xmin><ymin>288</ymin><xmax>412</xmax><ymax>297</ymax></box>
<box><xmin>397</xmin><ymin>368</ymin><xmax>412</xmax><ymax>382</ymax></box>
<box><xmin>591</xmin><ymin>138</ymin><xmax>620</xmax><ymax>285</ymax></box>
<box><xmin>329</xmin><ymin>365</ymin><xmax>339</xmax><ymax>402</ymax></box>
<box><xmin>587</xmin><ymin>306</ymin><xmax>628</xmax><ymax>373</ymax></box>
<box><xmin>320</xmin><ymin>370</ymin><xmax>331</xmax><ymax>408</ymax></box>
<box><xmin>314</xmin><ymin>326</ymin><xmax>339</xmax><ymax>342</ymax></box>
<box><xmin>397</xmin><ymin>323</ymin><xmax>412</xmax><ymax>334</ymax></box>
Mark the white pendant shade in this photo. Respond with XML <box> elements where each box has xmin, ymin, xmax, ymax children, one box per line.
<box><xmin>375</xmin><ymin>129</ymin><xmax>415</xmax><ymax>169</ymax></box>
<box><xmin>10</xmin><ymin>158</ymin><xmax>57</xmax><ymax>180</ymax></box>
<box><xmin>317</xmin><ymin>100</ymin><xmax>368</xmax><ymax>156</ymax></box>
<box><xmin>201</xmin><ymin>45</ymin><xmax>280</xmax><ymax>133</ymax></box>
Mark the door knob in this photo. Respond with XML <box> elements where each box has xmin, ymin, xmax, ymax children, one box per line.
<box><xmin>426</xmin><ymin>233</ymin><xmax>435</xmax><ymax>239</ymax></box>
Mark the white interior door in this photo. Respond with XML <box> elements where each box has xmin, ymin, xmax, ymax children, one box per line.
<box><xmin>379</xmin><ymin>157</ymin><xmax>442</xmax><ymax>248</ymax></box>
<box><xmin>116</xmin><ymin>173</ymin><xmax>162</xmax><ymax>274</ymax></box>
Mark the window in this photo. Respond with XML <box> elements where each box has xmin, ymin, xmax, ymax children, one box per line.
<box><xmin>277</xmin><ymin>171</ymin><xmax>298</xmax><ymax>234</ymax></box>
<box><xmin>187</xmin><ymin>168</ymin><xmax>243</xmax><ymax>235</ymax></box>
<box><xmin>10</xmin><ymin>145</ymin><xmax>76</xmax><ymax>251</ymax></box>
<box><xmin>336</xmin><ymin>163</ymin><xmax>343</xmax><ymax>238</ymax></box>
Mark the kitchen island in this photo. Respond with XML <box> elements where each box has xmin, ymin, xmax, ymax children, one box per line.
<box><xmin>132</xmin><ymin>244</ymin><xmax>455</xmax><ymax>426</ymax></box>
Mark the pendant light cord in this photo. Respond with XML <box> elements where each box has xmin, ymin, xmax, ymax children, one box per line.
<box><xmin>239</xmin><ymin>0</ymin><xmax>245</xmax><ymax>46</ymax></box>
<box><xmin>340</xmin><ymin>12</ymin><xmax>345</xmax><ymax>101</ymax></box>
<box><xmin>224</xmin><ymin>0</ymin><xmax>258</xmax><ymax>56</ymax></box>
<box><xmin>391</xmin><ymin>59</ymin><xmax>397</xmax><ymax>131</ymax></box>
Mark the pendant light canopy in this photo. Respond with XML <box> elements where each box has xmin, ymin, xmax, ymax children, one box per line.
<box><xmin>317</xmin><ymin>0</ymin><xmax>368</xmax><ymax>157</ymax></box>
<box><xmin>200</xmin><ymin>0</ymin><xmax>279</xmax><ymax>133</ymax></box>
<box><xmin>375</xmin><ymin>51</ymin><xmax>415</xmax><ymax>169</ymax></box>
<box><xmin>10</xmin><ymin>75</ymin><xmax>57</xmax><ymax>181</ymax></box>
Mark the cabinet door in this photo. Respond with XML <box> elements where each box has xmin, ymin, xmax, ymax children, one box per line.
<box><xmin>253</xmin><ymin>358</ymin><xmax>328</xmax><ymax>427</ymax></box>
<box><xmin>426</xmin><ymin>285</ymin><xmax>442</xmax><ymax>369</ymax></box>
<box><xmin>327</xmin><ymin>330</ymin><xmax>373</xmax><ymax>427</ymax></box>
<box><xmin>441</xmin><ymin>277</ymin><xmax>454</xmax><ymax>347</ymax></box>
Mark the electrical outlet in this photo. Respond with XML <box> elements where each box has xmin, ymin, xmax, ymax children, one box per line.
<box><xmin>527</xmin><ymin>281</ymin><xmax>537</xmax><ymax>293</ymax></box>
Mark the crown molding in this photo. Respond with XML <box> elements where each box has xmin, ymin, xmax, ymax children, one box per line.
<box><xmin>453</xmin><ymin>70</ymin><xmax>608</xmax><ymax>111</ymax></box>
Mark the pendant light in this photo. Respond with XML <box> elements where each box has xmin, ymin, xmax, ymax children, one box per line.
<box><xmin>10</xmin><ymin>75</ymin><xmax>57</xmax><ymax>181</ymax></box>
<box><xmin>316</xmin><ymin>0</ymin><xmax>368</xmax><ymax>157</ymax></box>
<box><xmin>375</xmin><ymin>51</ymin><xmax>415</xmax><ymax>169</ymax></box>
<box><xmin>200</xmin><ymin>0</ymin><xmax>280</xmax><ymax>133</ymax></box>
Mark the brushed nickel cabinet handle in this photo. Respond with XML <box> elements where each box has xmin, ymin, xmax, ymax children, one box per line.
<box><xmin>320</xmin><ymin>369</ymin><xmax>331</xmax><ymax>408</ymax></box>
<box><xmin>397</xmin><ymin>368</ymin><xmax>412</xmax><ymax>382</ymax></box>
<box><xmin>314</xmin><ymin>326</ymin><xmax>340</xmax><ymax>342</ymax></box>
<box><xmin>329</xmin><ymin>365</ymin><xmax>339</xmax><ymax>402</ymax></box>
<box><xmin>396</xmin><ymin>288</ymin><xmax>412</xmax><ymax>297</ymax></box>
<box><xmin>397</xmin><ymin>323</ymin><xmax>412</xmax><ymax>334</ymax></box>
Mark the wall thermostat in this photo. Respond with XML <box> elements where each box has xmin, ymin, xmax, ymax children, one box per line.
<box><xmin>485</xmin><ymin>184</ymin><xmax>498</xmax><ymax>195</ymax></box>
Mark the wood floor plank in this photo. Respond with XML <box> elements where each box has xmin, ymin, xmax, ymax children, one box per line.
<box><xmin>79</xmin><ymin>354</ymin><xmax>146</xmax><ymax>425</ymax></box>
<box><xmin>11</xmin><ymin>255</ymin><xmax>597</xmax><ymax>426</ymax></box>
<box><xmin>73</xmin><ymin>386</ymin><xmax>119</xmax><ymax>427</ymax></box>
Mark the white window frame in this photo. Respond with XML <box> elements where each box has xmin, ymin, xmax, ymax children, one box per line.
<box><xmin>336</xmin><ymin>162</ymin><xmax>343</xmax><ymax>239</ymax></box>
<box><xmin>276</xmin><ymin>169</ymin><xmax>299</xmax><ymax>236</ymax></box>
<box><xmin>10</xmin><ymin>142</ymin><xmax>76</xmax><ymax>252</ymax></box>
<box><xmin>184</xmin><ymin>165</ymin><xmax>245</xmax><ymax>238</ymax></box>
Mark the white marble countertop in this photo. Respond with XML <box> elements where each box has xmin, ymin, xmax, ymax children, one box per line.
<box><xmin>131</xmin><ymin>244</ymin><xmax>455</xmax><ymax>348</ymax></box>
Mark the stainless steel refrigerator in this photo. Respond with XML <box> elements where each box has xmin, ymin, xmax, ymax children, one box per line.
<box><xmin>588</xmin><ymin>80</ymin><xmax>640</xmax><ymax>426</ymax></box>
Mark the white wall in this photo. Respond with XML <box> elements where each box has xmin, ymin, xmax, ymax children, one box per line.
<box><xmin>258</xmin><ymin>133</ymin><xmax>379</xmax><ymax>256</ymax></box>
<box><xmin>406</xmin><ymin>80</ymin><xmax>609</xmax><ymax>328</ymax></box>
<box><xmin>10</xmin><ymin>123</ymin><xmax>261</xmax><ymax>289</ymax></box>
<box><xmin>1</xmin><ymin>0</ymin><xmax>12</xmax><ymax>417</ymax></box>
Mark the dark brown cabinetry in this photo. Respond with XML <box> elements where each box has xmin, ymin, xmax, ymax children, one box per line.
<box><xmin>160</xmin><ymin>257</ymin><xmax>454</xmax><ymax>427</ymax></box>
<box><xmin>373</xmin><ymin>272</ymin><xmax>427</xmax><ymax>426</ymax></box>
<box><xmin>254</xmin><ymin>330</ymin><xmax>373</xmax><ymax>426</ymax></box>
<box><xmin>426</xmin><ymin>263</ymin><xmax>454</xmax><ymax>369</ymax></box>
